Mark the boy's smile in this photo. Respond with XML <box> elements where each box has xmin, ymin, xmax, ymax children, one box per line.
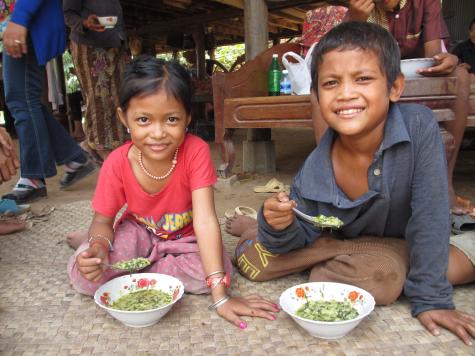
<box><xmin>317</xmin><ymin>48</ymin><xmax>403</xmax><ymax>142</ymax></box>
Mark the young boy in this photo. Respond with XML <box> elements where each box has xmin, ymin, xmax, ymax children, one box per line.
<box><xmin>229</xmin><ymin>22</ymin><xmax>475</xmax><ymax>345</ymax></box>
<box><xmin>343</xmin><ymin>0</ymin><xmax>473</xmax><ymax>216</ymax></box>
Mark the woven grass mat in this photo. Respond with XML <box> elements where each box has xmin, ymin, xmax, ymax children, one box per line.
<box><xmin>0</xmin><ymin>200</ymin><xmax>474</xmax><ymax>355</ymax></box>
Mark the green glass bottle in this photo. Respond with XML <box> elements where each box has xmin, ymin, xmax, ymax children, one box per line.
<box><xmin>268</xmin><ymin>54</ymin><xmax>281</xmax><ymax>96</ymax></box>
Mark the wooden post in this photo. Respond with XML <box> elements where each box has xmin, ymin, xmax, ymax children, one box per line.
<box><xmin>243</xmin><ymin>0</ymin><xmax>275</xmax><ymax>172</ymax></box>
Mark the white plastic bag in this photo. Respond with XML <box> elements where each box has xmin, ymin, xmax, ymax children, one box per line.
<box><xmin>281</xmin><ymin>43</ymin><xmax>317</xmax><ymax>95</ymax></box>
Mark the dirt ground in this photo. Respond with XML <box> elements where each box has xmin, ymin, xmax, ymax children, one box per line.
<box><xmin>1</xmin><ymin>127</ymin><xmax>475</xmax><ymax>225</ymax></box>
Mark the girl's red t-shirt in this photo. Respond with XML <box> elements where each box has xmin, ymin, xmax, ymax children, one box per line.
<box><xmin>92</xmin><ymin>134</ymin><xmax>217</xmax><ymax>240</ymax></box>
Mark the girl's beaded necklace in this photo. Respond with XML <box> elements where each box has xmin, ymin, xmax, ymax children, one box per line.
<box><xmin>138</xmin><ymin>148</ymin><xmax>179</xmax><ymax>180</ymax></box>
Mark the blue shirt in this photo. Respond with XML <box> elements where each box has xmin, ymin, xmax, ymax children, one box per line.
<box><xmin>11</xmin><ymin>0</ymin><xmax>65</xmax><ymax>65</ymax></box>
<box><xmin>257</xmin><ymin>103</ymin><xmax>454</xmax><ymax>316</ymax></box>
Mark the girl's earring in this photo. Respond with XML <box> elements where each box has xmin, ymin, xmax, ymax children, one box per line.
<box><xmin>185</xmin><ymin>127</ymin><xmax>188</xmax><ymax>132</ymax></box>
<box><xmin>126</xmin><ymin>127</ymin><xmax>130</xmax><ymax>134</ymax></box>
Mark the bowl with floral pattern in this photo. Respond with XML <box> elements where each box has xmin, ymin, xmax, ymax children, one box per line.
<box><xmin>94</xmin><ymin>273</ymin><xmax>184</xmax><ymax>327</ymax></box>
<box><xmin>279</xmin><ymin>282</ymin><xmax>375</xmax><ymax>339</ymax></box>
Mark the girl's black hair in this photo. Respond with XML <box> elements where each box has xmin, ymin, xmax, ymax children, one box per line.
<box><xmin>310</xmin><ymin>21</ymin><xmax>401</xmax><ymax>92</ymax></box>
<box><xmin>119</xmin><ymin>55</ymin><xmax>193</xmax><ymax>115</ymax></box>
<box><xmin>470</xmin><ymin>17</ymin><xmax>475</xmax><ymax>30</ymax></box>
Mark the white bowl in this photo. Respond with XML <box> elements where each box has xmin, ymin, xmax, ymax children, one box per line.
<box><xmin>97</xmin><ymin>16</ymin><xmax>118</xmax><ymax>29</ymax></box>
<box><xmin>400</xmin><ymin>58</ymin><xmax>435</xmax><ymax>78</ymax></box>
<box><xmin>279</xmin><ymin>282</ymin><xmax>375</xmax><ymax>339</ymax></box>
<box><xmin>94</xmin><ymin>273</ymin><xmax>184</xmax><ymax>328</ymax></box>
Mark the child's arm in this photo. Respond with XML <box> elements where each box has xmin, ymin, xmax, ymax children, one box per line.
<box><xmin>76</xmin><ymin>212</ymin><xmax>115</xmax><ymax>282</ymax></box>
<box><xmin>258</xmin><ymin>186</ymin><xmax>321</xmax><ymax>253</ymax></box>
<box><xmin>192</xmin><ymin>187</ymin><xmax>279</xmax><ymax>328</ymax></box>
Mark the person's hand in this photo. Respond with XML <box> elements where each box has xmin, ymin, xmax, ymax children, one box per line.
<box><xmin>418</xmin><ymin>53</ymin><xmax>459</xmax><ymax>76</ymax></box>
<box><xmin>262</xmin><ymin>192</ymin><xmax>296</xmax><ymax>231</ymax></box>
<box><xmin>76</xmin><ymin>243</ymin><xmax>109</xmax><ymax>282</ymax></box>
<box><xmin>0</xmin><ymin>128</ymin><xmax>19</xmax><ymax>184</ymax></box>
<box><xmin>82</xmin><ymin>14</ymin><xmax>105</xmax><ymax>32</ymax></box>
<box><xmin>2</xmin><ymin>21</ymin><xmax>28</xmax><ymax>58</ymax></box>
<box><xmin>0</xmin><ymin>146</ymin><xmax>19</xmax><ymax>183</ymax></box>
<box><xmin>458</xmin><ymin>62</ymin><xmax>471</xmax><ymax>72</ymax></box>
<box><xmin>417</xmin><ymin>309</ymin><xmax>475</xmax><ymax>345</ymax></box>
<box><xmin>216</xmin><ymin>294</ymin><xmax>280</xmax><ymax>329</ymax></box>
<box><xmin>347</xmin><ymin>0</ymin><xmax>375</xmax><ymax>22</ymax></box>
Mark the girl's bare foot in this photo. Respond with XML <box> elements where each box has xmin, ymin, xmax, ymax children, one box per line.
<box><xmin>225</xmin><ymin>215</ymin><xmax>258</xmax><ymax>237</ymax></box>
<box><xmin>0</xmin><ymin>218</ymin><xmax>26</xmax><ymax>235</ymax></box>
<box><xmin>67</xmin><ymin>230</ymin><xmax>88</xmax><ymax>249</ymax></box>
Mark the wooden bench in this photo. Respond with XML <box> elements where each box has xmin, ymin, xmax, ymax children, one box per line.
<box><xmin>212</xmin><ymin>43</ymin><xmax>475</xmax><ymax>177</ymax></box>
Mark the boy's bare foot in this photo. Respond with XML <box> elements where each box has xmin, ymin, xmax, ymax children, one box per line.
<box><xmin>0</xmin><ymin>218</ymin><xmax>26</xmax><ymax>235</ymax></box>
<box><xmin>67</xmin><ymin>230</ymin><xmax>88</xmax><ymax>249</ymax></box>
<box><xmin>451</xmin><ymin>192</ymin><xmax>475</xmax><ymax>216</ymax></box>
<box><xmin>225</xmin><ymin>215</ymin><xmax>257</xmax><ymax>237</ymax></box>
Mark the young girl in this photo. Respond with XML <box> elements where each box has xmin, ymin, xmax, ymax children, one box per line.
<box><xmin>67</xmin><ymin>56</ymin><xmax>279</xmax><ymax>328</ymax></box>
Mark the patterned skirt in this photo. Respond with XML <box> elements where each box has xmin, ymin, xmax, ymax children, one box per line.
<box><xmin>70</xmin><ymin>42</ymin><xmax>128</xmax><ymax>152</ymax></box>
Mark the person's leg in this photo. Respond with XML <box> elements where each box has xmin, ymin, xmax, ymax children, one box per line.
<box><xmin>2</xmin><ymin>42</ymin><xmax>93</xmax><ymax>203</ymax></box>
<box><xmin>67</xmin><ymin>230</ymin><xmax>89</xmax><ymax>249</ymax></box>
<box><xmin>447</xmin><ymin>233</ymin><xmax>475</xmax><ymax>285</ymax></box>
<box><xmin>70</xmin><ymin>43</ymin><xmax>127</xmax><ymax>160</ymax></box>
<box><xmin>0</xmin><ymin>217</ymin><xmax>26</xmax><ymax>235</ymax></box>
<box><xmin>67</xmin><ymin>91</ymin><xmax>85</xmax><ymax>142</ymax></box>
<box><xmin>147</xmin><ymin>235</ymin><xmax>234</xmax><ymax>294</ymax></box>
<box><xmin>232</xmin><ymin>218</ymin><xmax>361</xmax><ymax>281</ymax></box>
<box><xmin>442</xmin><ymin>67</ymin><xmax>471</xmax><ymax>214</ymax></box>
<box><xmin>308</xmin><ymin>237</ymin><xmax>408</xmax><ymax>305</ymax></box>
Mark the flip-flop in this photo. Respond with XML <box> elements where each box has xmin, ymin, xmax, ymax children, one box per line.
<box><xmin>451</xmin><ymin>213</ymin><xmax>475</xmax><ymax>235</ymax></box>
<box><xmin>253</xmin><ymin>178</ymin><xmax>288</xmax><ymax>193</ymax></box>
<box><xmin>224</xmin><ymin>206</ymin><xmax>257</xmax><ymax>219</ymax></box>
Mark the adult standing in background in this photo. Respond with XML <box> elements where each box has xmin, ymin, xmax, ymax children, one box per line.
<box><xmin>2</xmin><ymin>0</ymin><xmax>96</xmax><ymax>204</ymax></box>
<box><xmin>63</xmin><ymin>0</ymin><xmax>128</xmax><ymax>163</ymax></box>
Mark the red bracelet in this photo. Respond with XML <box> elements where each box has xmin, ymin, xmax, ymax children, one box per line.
<box><xmin>206</xmin><ymin>272</ymin><xmax>230</xmax><ymax>289</ymax></box>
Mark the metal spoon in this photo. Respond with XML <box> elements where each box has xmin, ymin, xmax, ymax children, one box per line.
<box><xmin>101</xmin><ymin>257</ymin><xmax>151</xmax><ymax>273</ymax></box>
<box><xmin>292</xmin><ymin>207</ymin><xmax>344</xmax><ymax>230</ymax></box>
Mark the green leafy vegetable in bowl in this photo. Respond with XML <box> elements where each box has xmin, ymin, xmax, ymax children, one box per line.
<box><xmin>112</xmin><ymin>257</ymin><xmax>151</xmax><ymax>272</ymax></box>
<box><xmin>296</xmin><ymin>300</ymin><xmax>359</xmax><ymax>322</ymax></box>
<box><xmin>110</xmin><ymin>289</ymin><xmax>173</xmax><ymax>311</ymax></box>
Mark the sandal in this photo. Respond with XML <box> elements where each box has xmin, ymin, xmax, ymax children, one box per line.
<box><xmin>224</xmin><ymin>206</ymin><xmax>258</xmax><ymax>219</ymax></box>
<box><xmin>253</xmin><ymin>178</ymin><xmax>290</xmax><ymax>193</ymax></box>
<box><xmin>451</xmin><ymin>213</ymin><xmax>475</xmax><ymax>235</ymax></box>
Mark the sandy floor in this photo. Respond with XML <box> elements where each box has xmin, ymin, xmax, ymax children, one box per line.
<box><xmin>1</xmin><ymin>127</ymin><xmax>474</xmax><ymax>223</ymax></box>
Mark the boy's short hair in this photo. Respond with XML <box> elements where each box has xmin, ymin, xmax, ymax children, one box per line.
<box><xmin>310</xmin><ymin>21</ymin><xmax>401</xmax><ymax>92</ymax></box>
<box><xmin>470</xmin><ymin>17</ymin><xmax>475</xmax><ymax>30</ymax></box>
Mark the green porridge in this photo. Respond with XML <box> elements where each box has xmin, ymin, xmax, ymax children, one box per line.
<box><xmin>296</xmin><ymin>300</ymin><xmax>359</xmax><ymax>322</ymax></box>
<box><xmin>112</xmin><ymin>257</ymin><xmax>151</xmax><ymax>272</ymax></box>
<box><xmin>313</xmin><ymin>215</ymin><xmax>344</xmax><ymax>229</ymax></box>
<box><xmin>110</xmin><ymin>289</ymin><xmax>173</xmax><ymax>311</ymax></box>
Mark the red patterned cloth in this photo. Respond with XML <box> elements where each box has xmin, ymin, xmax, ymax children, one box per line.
<box><xmin>300</xmin><ymin>6</ymin><xmax>347</xmax><ymax>56</ymax></box>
